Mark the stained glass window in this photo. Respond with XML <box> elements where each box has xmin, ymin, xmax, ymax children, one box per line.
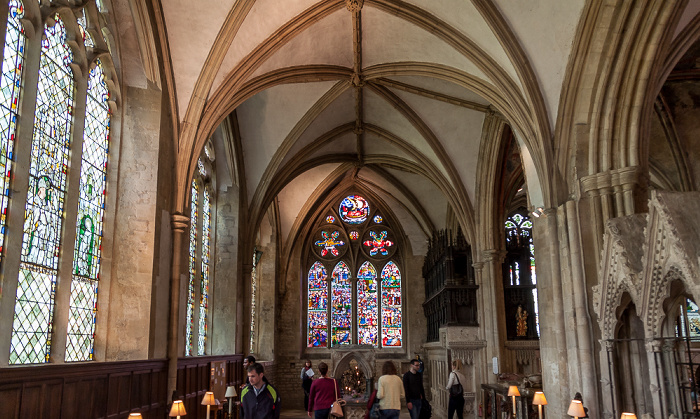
<box><xmin>307</xmin><ymin>261</ymin><xmax>328</xmax><ymax>347</ymax></box>
<box><xmin>0</xmin><ymin>0</ymin><xmax>25</xmax><ymax>265</ymax></box>
<box><xmin>250</xmin><ymin>247</ymin><xmax>257</xmax><ymax>353</ymax></box>
<box><xmin>381</xmin><ymin>262</ymin><xmax>402</xmax><ymax>346</ymax></box>
<box><xmin>306</xmin><ymin>195</ymin><xmax>402</xmax><ymax>350</ymax></box>
<box><xmin>77</xmin><ymin>9</ymin><xmax>94</xmax><ymax>48</ymax></box>
<box><xmin>503</xmin><ymin>210</ymin><xmax>539</xmax><ymax>339</ymax></box>
<box><xmin>11</xmin><ymin>15</ymin><xmax>74</xmax><ymax>364</ymax></box>
<box><xmin>339</xmin><ymin>195</ymin><xmax>369</xmax><ymax>224</ymax></box>
<box><xmin>357</xmin><ymin>261</ymin><xmax>378</xmax><ymax>346</ymax></box>
<box><xmin>198</xmin><ymin>187</ymin><xmax>210</xmax><ymax>355</ymax></box>
<box><xmin>331</xmin><ymin>261</ymin><xmax>351</xmax><ymax>346</ymax></box>
<box><xmin>65</xmin><ymin>60</ymin><xmax>111</xmax><ymax>362</ymax></box>
<box><xmin>186</xmin><ymin>180</ymin><xmax>198</xmax><ymax>356</ymax></box>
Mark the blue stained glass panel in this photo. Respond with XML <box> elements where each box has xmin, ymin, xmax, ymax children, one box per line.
<box><xmin>381</xmin><ymin>261</ymin><xmax>402</xmax><ymax>347</ymax></box>
<box><xmin>331</xmin><ymin>261</ymin><xmax>351</xmax><ymax>346</ymax></box>
<box><xmin>357</xmin><ymin>261</ymin><xmax>377</xmax><ymax>346</ymax></box>
<box><xmin>307</xmin><ymin>261</ymin><xmax>327</xmax><ymax>347</ymax></box>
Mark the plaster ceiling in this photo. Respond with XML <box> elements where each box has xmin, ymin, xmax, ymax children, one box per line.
<box><xmin>158</xmin><ymin>0</ymin><xmax>700</xmax><ymax>251</ymax></box>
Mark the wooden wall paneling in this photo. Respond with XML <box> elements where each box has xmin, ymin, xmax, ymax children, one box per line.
<box><xmin>0</xmin><ymin>385</ymin><xmax>21</xmax><ymax>419</ymax></box>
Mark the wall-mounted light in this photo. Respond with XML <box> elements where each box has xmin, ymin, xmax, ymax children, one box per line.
<box><xmin>531</xmin><ymin>207</ymin><xmax>544</xmax><ymax>218</ymax></box>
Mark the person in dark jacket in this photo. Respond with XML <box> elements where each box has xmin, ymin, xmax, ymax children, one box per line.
<box><xmin>241</xmin><ymin>363</ymin><xmax>281</xmax><ymax>419</ymax></box>
<box><xmin>402</xmin><ymin>359</ymin><xmax>425</xmax><ymax>419</ymax></box>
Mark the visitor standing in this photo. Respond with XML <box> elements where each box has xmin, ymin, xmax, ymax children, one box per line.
<box><xmin>301</xmin><ymin>360</ymin><xmax>314</xmax><ymax>410</ymax></box>
<box><xmin>403</xmin><ymin>359</ymin><xmax>425</xmax><ymax>419</ymax></box>
<box><xmin>241</xmin><ymin>363</ymin><xmax>281</xmax><ymax>419</ymax></box>
<box><xmin>446</xmin><ymin>359</ymin><xmax>466</xmax><ymax>419</ymax></box>
<box><xmin>307</xmin><ymin>362</ymin><xmax>342</xmax><ymax>419</ymax></box>
<box><xmin>377</xmin><ymin>361</ymin><xmax>404</xmax><ymax>419</ymax></box>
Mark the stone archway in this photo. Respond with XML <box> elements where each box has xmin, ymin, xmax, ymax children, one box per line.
<box><xmin>332</xmin><ymin>350</ymin><xmax>376</xmax><ymax>384</ymax></box>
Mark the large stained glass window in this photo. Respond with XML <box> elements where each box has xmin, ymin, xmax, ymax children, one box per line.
<box><xmin>381</xmin><ymin>262</ymin><xmax>402</xmax><ymax>346</ymax></box>
<box><xmin>65</xmin><ymin>60</ymin><xmax>111</xmax><ymax>362</ymax></box>
<box><xmin>331</xmin><ymin>261</ymin><xmax>352</xmax><ymax>346</ymax></box>
<box><xmin>10</xmin><ymin>15</ymin><xmax>74</xmax><ymax>364</ymax></box>
<box><xmin>186</xmin><ymin>180</ymin><xmax>198</xmax><ymax>356</ymax></box>
<box><xmin>306</xmin><ymin>195</ymin><xmax>402</xmax><ymax>349</ymax></box>
<box><xmin>503</xmin><ymin>210</ymin><xmax>539</xmax><ymax>339</ymax></box>
<box><xmin>307</xmin><ymin>261</ymin><xmax>328</xmax><ymax>347</ymax></box>
<box><xmin>0</xmin><ymin>0</ymin><xmax>25</xmax><ymax>265</ymax></box>
<box><xmin>198</xmin><ymin>187</ymin><xmax>210</xmax><ymax>355</ymax></box>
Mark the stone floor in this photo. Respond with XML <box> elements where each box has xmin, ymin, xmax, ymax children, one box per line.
<box><xmin>280</xmin><ymin>409</ymin><xmax>411</xmax><ymax>418</ymax></box>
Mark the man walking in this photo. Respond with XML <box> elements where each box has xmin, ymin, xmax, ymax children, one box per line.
<box><xmin>403</xmin><ymin>359</ymin><xmax>425</xmax><ymax>419</ymax></box>
<box><xmin>241</xmin><ymin>363</ymin><xmax>281</xmax><ymax>419</ymax></box>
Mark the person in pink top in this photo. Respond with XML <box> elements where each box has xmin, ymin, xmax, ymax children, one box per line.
<box><xmin>307</xmin><ymin>362</ymin><xmax>342</xmax><ymax>419</ymax></box>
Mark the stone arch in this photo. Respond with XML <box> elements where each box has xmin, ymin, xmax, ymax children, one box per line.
<box><xmin>332</xmin><ymin>350</ymin><xmax>376</xmax><ymax>382</ymax></box>
<box><xmin>646</xmin><ymin>266</ymin><xmax>686</xmax><ymax>338</ymax></box>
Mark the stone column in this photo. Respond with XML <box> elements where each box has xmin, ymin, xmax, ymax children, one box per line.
<box><xmin>168</xmin><ymin>213</ymin><xmax>189</xmax><ymax>402</ymax></box>
<box><xmin>645</xmin><ymin>339</ymin><xmax>664</xmax><ymax>419</ymax></box>
<box><xmin>480</xmin><ymin>250</ymin><xmax>504</xmax><ymax>382</ymax></box>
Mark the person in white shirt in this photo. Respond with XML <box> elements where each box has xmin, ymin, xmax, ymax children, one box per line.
<box><xmin>446</xmin><ymin>359</ymin><xmax>467</xmax><ymax>419</ymax></box>
<box><xmin>377</xmin><ymin>361</ymin><xmax>405</xmax><ymax>419</ymax></box>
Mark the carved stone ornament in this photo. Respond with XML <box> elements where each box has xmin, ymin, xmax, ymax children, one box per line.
<box><xmin>346</xmin><ymin>0</ymin><xmax>364</xmax><ymax>12</ymax></box>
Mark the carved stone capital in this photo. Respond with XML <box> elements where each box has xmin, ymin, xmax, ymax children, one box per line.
<box><xmin>171</xmin><ymin>213</ymin><xmax>190</xmax><ymax>233</ymax></box>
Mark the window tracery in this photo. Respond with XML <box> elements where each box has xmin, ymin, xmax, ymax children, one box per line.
<box><xmin>306</xmin><ymin>194</ymin><xmax>403</xmax><ymax>349</ymax></box>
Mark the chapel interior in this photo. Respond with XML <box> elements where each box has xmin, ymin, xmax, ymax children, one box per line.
<box><xmin>3</xmin><ymin>1</ymin><xmax>700</xmax><ymax>418</ymax></box>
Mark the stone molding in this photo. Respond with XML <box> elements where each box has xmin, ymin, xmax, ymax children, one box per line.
<box><xmin>504</xmin><ymin>340</ymin><xmax>539</xmax><ymax>366</ymax></box>
<box><xmin>448</xmin><ymin>340</ymin><xmax>486</xmax><ymax>366</ymax></box>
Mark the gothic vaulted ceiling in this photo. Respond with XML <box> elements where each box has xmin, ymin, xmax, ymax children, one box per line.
<box><xmin>159</xmin><ymin>0</ymin><xmax>700</xmax><ymax>255</ymax></box>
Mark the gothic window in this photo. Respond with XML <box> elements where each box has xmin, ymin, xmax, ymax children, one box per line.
<box><xmin>11</xmin><ymin>14</ymin><xmax>74</xmax><ymax>365</ymax></box>
<box><xmin>186</xmin><ymin>180</ymin><xmax>198</xmax><ymax>356</ymax></box>
<box><xmin>65</xmin><ymin>60</ymin><xmax>111</xmax><ymax>362</ymax></box>
<box><xmin>6</xmin><ymin>2</ymin><xmax>118</xmax><ymax>364</ymax></box>
<box><xmin>306</xmin><ymin>194</ymin><xmax>403</xmax><ymax>349</ymax></box>
<box><xmin>503</xmin><ymin>210</ymin><xmax>539</xmax><ymax>340</ymax></box>
<box><xmin>186</xmin><ymin>152</ymin><xmax>215</xmax><ymax>356</ymax></box>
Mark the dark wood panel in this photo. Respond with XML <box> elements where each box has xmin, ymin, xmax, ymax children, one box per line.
<box><xmin>0</xmin><ymin>355</ymin><xmax>243</xmax><ymax>419</ymax></box>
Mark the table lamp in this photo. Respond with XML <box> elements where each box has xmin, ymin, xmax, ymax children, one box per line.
<box><xmin>128</xmin><ymin>414</ymin><xmax>142</xmax><ymax>418</ymax></box>
<box><xmin>532</xmin><ymin>391</ymin><xmax>547</xmax><ymax>419</ymax></box>
<box><xmin>169</xmin><ymin>400</ymin><xmax>187</xmax><ymax>419</ymax></box>
<box><xmin>621</xmin><ymin>414</ymin><xmax>637</xmax><ymax>419</ymax></box>
<box><xmin>507</xmin><ymin>386</ymin><xmax>520</xmax><ymax>418</ymax></box>
<box><xmin>202</xmin><ymin>391</ymin><xmax>217</xmax><ymax>419</ymax></box>
<box><xmin>567</xmin><ymin>399</ymin><xmax>585</xmax><ymax>418</ymax></box>
<box><xmin>226</xmin><ymin>386</ymin><xmax>238</xmax><ymax>417</ymax></box>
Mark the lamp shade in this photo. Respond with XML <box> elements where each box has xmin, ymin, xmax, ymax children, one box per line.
<box><xmin>621</xmin><ymin>414</ymin><xmax>637</xmax><ymax>419</ymax></box>
<box><xmin>567</xmin><ymin>400</ymin><xmax>585</xmax><ymax>417</ymax></box>
<box><xmin>225</xmin><ymin>385</ymin><xmax>237</xmax><ymax>398</ymax></box>
<box><xmin>129</xmin><ymin>414</ymin><xmax>143</xmax><ymax>418</ymax></box>
<box><xmin>532</xmin><ymin>391</ymin><xmax>547</xmax><ymax>406</ymax></box>
<box><xmin>202</xmin><ymin>391</ymin><xmax>217</xmax><ymax>406</ymax></box>
<box><xmin>507</xmin><ymin>385</ymin><xmax>520</xmax><ymax>397</ymax></box>
<box><xmin>169</xmin><ymin>400</ymin><xmax>187</xmax><ymax>417</ymax></box>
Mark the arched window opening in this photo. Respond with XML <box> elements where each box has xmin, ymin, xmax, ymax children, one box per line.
<box><xmin>503</xmin><ymin>209</ymin><xmax>539</xmax><ymax>340</ymax></box>
<box><xmin>305</xmin><ymin>194</ymin><xmax>403</xmax><ymax>349</ymax></box>
<box><xmin>65</xmin><ymin>60</ymin><xmax>111</xmax><ymax>362</ymax></box>
<box><xmin>11</xmin><ymin>14</ymin><xmax>74</xmax><ymax>364</ymax></box>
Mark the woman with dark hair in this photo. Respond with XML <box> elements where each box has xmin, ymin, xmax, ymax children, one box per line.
<box><xmin>377</xmin><ymin>361</ymin><xmax>404</xmax><ymax>419</ymax></box>
<box><xmin>301</xmin><ymin>360</ymin><xmax>314</xmax><ymax>410</ymax></box>
<box><xmin>308</xmin><ymin>362</ymin><xmax>342</xmax><ymax>419</ymax></box>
